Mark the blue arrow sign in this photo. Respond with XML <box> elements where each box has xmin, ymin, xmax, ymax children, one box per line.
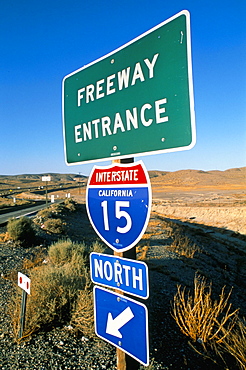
<box><xmin>90</xmin><ymin>252</ymin><xmax>149</xmax><ymax>299</ymax></box>
<box><xmin>94</xmin><ymin>286</ymin><xmax>149</xmax><ymax>366</ymax></box>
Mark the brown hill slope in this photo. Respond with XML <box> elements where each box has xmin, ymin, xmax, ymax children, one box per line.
<box><xmin>149</xmin><ymin>167</ymin><xmax>246</xmax><ymax>189</ymax></box>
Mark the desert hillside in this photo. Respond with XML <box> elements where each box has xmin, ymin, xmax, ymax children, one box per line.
<box><xmin>149</xmin><ymin>167</ymin><xmax>246</xmax><ymax>190</ymax></box>
<box><xmin>148</xmin><ymin>167</ymin><xmax>246</xmax><ymax>235</ymax></box>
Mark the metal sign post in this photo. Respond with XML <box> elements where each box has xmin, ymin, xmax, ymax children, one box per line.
<box><xmin>19</xmin><ymin>289</ymin><xmax>27</xmax><ymax>339</ymax></box>
<box><xmin>42</xmin><ymin>176</ymin><xmax>51</xmax><ymax>207</ymax></box>
<box><xmin>113</xmin><ymin>159</ymin><xmax>141</xmax><ymax>370</ymax></box>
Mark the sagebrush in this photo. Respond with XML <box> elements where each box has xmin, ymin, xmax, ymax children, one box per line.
<box><xmin>7</xmin><ymin>217</ymin><xmax>36</xmax><ymax>246</ymax></box>
<box><xmin>10</xmin><ymin>239</ymin><xmax>104</xmax><ymax>340</ymax></box>
<box><xmin>171</xmin><ymin>274</ymin><xmax>244</xmax><ymax>368</ymax></box>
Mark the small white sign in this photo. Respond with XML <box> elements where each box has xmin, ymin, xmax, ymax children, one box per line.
<box><xmin>18</xmin><ymin>272</ymin><xmax>31</xmax><ymax>295</ymax></box>
<box><xmin>42</xmin><ymin>176</ymin><xmax>51</xmax><ymax>181</ymax></box>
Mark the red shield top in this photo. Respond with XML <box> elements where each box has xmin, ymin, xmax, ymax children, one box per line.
<box><xmin>88</xmin><ymin>162</ymin><xmax>149</xmax><ymax>186</ymax></box>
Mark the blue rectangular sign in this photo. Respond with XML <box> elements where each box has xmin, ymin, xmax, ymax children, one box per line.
<box><xmin>90</xmin><ymin>252</ymin><xmax>149</xmax><ymax>299</ymax></box>
<box><xmin>94</xmin><ymin>286</ymin><xmax>149</xmax><ymax>366</ymax></box>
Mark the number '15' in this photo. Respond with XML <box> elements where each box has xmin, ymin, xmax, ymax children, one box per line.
<box><xmin>101</xmin><ymin>200</ymin><xmax>132</xmax><ymax>234</ymax></box>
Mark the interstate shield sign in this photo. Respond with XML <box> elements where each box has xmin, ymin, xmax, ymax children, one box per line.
<box><xmin>86</xmin><ymin>161</ymin><xmax>152</xmax><ymax>252</ymax></box>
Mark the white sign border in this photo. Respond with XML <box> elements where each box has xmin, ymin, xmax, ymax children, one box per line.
<box><xmin>90</xmin><ymin>252</ymin><xmax>149</xmax><ymax>299</ymax></box>
<box><xmin>62</xmin><ymin>10</ymin><xmax>196</xmax><ymax>166</ymax></box>
<box><xmin>93</xmin><ymin>285</ymin><xmax>149</xmax><ymax>366</ymax></box>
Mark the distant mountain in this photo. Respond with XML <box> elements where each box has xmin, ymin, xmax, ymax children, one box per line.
<box><xmin>0</xmin><ymin>168</ymin><xmax>245</xmax><ymax>187</ymax></box>
<box><xmin>149</xmin><ymin>167</ymin><xmax>246</xmax><ymax>187</ymax></box>
<box><xmin>0</xmin><ymin>173</ymin><xmax>87</xmax><ymax>182</ymax></box>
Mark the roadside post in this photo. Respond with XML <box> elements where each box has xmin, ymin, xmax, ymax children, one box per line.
<box><xmin>78</xmin><ymin>172</ymin><xmax>81</xmax><ymax>195</ymax></box>
<box><xmin>42</xmin><ymin>176</ymin><xmax>51</xmax><ymax>207</ymax></box>
<box><xmin>18</xmin><ymin>272</ymin><xmax>31</xmax><ymax>339</ymax></box>
<box><xmin>113</xmin><ymin>158</ymin><xmax>144</xmax><ymax>370</ymax></box>
<box><xmin>62</xmin><ymin>9</ymin><xmax>196</xmax><ymax>369</ymax></box>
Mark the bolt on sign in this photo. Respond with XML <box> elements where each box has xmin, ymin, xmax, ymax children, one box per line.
<box><xmin>62</xmin><ymin>10</ymin><xmax>196</xmax><ymax>165</ymax></box>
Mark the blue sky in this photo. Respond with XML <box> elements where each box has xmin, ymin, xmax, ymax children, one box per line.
<box><xmin>1</xmin><ymin>0</ymin><xmax>245</xmax><ymax>176</ymax></box>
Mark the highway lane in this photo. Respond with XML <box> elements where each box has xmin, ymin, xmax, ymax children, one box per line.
<box><xmin>0</xmin><ymin>201</ymin><xmax>63</xmax><ymax>225</ymax></box>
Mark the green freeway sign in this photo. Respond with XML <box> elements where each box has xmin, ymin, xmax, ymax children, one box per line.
<box><xmin>62</xmin><ymin>10</ymin><xmax>196</xmax><ymax>165</ymax></box>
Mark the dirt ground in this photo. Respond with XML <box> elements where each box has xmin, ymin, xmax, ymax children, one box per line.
<box><xmin>63</xmin><ymin>181</ymin><xmax>246</xmax><ymax>236</ymax></box>
<box><xmin>152</xmin><ymin>188</ymin><xmax>246</xmax><ymax>235</ymax></box>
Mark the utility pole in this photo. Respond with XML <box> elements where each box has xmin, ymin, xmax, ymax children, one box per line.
<box><xmin>79</xmin><ymin>172</ymin><xmax>81</xmax><ymax>195</ymax></box>
<box><xmin>45</xmin><ymin>180</ymin><xmax>48</xmax><ymax>206</ymax></box>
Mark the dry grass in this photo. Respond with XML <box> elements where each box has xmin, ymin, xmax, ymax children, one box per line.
<box><xmin>137</xmin><ymin>245</ymin><xmax>149</xmax><ymax>260</ymax></box>
<box><xmin>171</xmin><ymin>275</ymin><xmax>239</xmax><ymax>348</ymax></box>
<box><xmin>218</xmin><ymin>317</ymin><xmax>246</xmax><ymax>369</ymax></box>
<box><xmin>42</xmin><ymin>218</ymin><xmax>66</xmax><ymax>234</ymax></box>
<box><xmin>148</xmin><ymin>219</ymin><xmax>162</xmax><ymax>228</ymax></box>
<box><xmin>22</xmin><ymin>248</ymin><xmax>47</xmax><ymax>270</ymax></box>
<box><xmin>10</xmin><ymin>262</ymin><xmax>87</xmax><ymax>340</ymax></box>
<box><xmin>166</xmin><ymin>224</ymin><xmax>201</xmax><ymax>258</ymax></box>
<box><xmin>0</xmin><ymin>232</ymin><xmax>10</xmax><ymax>242</ymax></box>
<box><xmin>10</xmin><ymin>239</ymin><xmax>104</xmax><ymax>341</ymax></box>
<box><xmin>0</xmin><ymin>197</ymin><xmax>30</xmax><ymax>208</ymax></box>
<box><xmin>136</xmin><ymin>241</ymin><xmax>150</xmax><ymax>260</ymax></box>
<box><xmin>170</xmin><ymin>234</ymin><xmax>201</xmax><ymax>258</ymax></box>
<box><xmin>71</xmin><ymin>282</ymin><xmax>95</xmax><ymax>338</ymax></box>
<box><xmin>7</xmin><ymin>217</ymin><xmax>36</xmax><ymax>246</ymax></box>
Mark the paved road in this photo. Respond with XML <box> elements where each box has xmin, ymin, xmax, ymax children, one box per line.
<box><xmin>0</xmin><ymin>201</ymin><xmax>62</xmax><ymax>225</ymax></box>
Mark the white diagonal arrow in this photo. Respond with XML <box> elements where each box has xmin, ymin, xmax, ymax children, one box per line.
<box><xmin>106</xmin><ymin>306</ymin><xmax>134</xmax><ymax>338</ymax></box>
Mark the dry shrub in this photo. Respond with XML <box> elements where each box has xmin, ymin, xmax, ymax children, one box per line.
<box><xmin>169</xmin><ymin>233</ymin><xmax>201</xmax><ymax>258</ymax></box>
<box><xmin>0</xmin><ymin>232</ymin><xmax>8</xmax><ymax>242</ymax></box>
<box><xmin>218</xmin><ymin>317</ymin><xmax>246</xmax><ymax>370</ymax></box>
<box><xmin>10</xmin><ymin>240</ymin><xmax>103</xmax><ymax>340</ymax></box>
<box><xmin>48</xmin><ymin>239</ymin><xmax>74</xmax><ymax>265</ymax></box>
<box><xmin>64</xmin><ymin>198</ymin><xmax>77</xmax><ymax>212</ymax></box>
<box><xmin>23</xmin><ymin>255</ymin><xmax>45</xmax><ymax>270</ymax></box>
<box><xmin>71</xmin><ymin>285</ymin><xmax>95</xmax><ymax>338</ymax></box>
<box><xmin>48</xmin><ymin>239</ymin><xmax>90</xmax><ymax>265</ymax></box>
<box><xmin>172</xmin><ymin>274</ymin><xmax>239</xmax><ymax>351</ymax></box>
<box><xmin>36</xmin><ymin>207</ymin><xmax>54</xmax><ymax>219</ymax></box>
<box><xmin>52</xmin><ymin>202</ymin><xmax>66</xmax><ymax>213</ymax></box>
<box><xmin>137</xmin><ymin>244</ymin><xmax>149</xmax><ymax>260</ymax></box>
<box><xmin>11</xmin><ymin>259</ymin><xmax>88</xmax><ymax>339</ymax></box>
<box><xmin>35</xmin><ymin>203</ymin><xmax>66</xmax><ymax>223</ymax></box>
<box><xmin>43</xmin><ymin>218</ymin><xmax>66</xmax><ymax>234</ymax></box>
<box><xmin>91</xmin><ymin>240</ymin><xmax>106</xmax><ymax>254</ymax></box>
<box><xmin>7</xmin><ymin>217</ymin><xmax>36</xmax><ymax>246</ymax></box>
